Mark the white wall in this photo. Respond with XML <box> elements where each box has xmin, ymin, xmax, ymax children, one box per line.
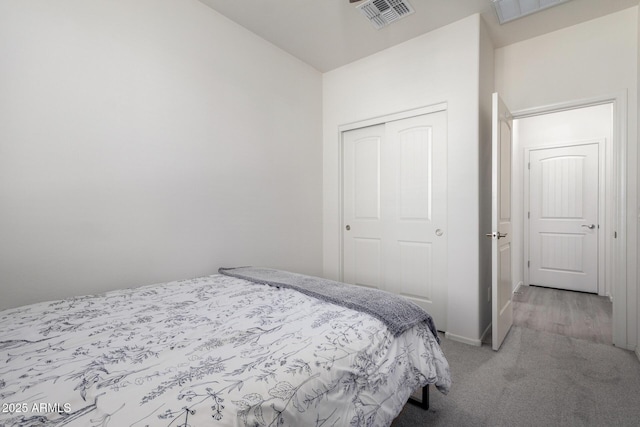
<box><xmin>0</xmin><ymin>0</ymin><xmax>323</xmax><ymax>310</ymax></box>
<box><xmin>495</xmin><ymin>7</ymin><xmax>638</xmax><ymax>349</ymax></box>
<box><xmin>323</xmin><ymin>15</ymin><xmax>484</xmax><ymax>344</ymax></box>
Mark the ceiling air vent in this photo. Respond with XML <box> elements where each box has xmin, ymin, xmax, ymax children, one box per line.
<box><xmin>357</xmin><ymin>0</ymin><xmax>415</xmax><ymax>30</ymax></box>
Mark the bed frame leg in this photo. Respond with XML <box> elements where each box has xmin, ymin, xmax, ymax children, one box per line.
<box><xmin>408</xmin><ymin>384</ymin><xmax>429</xmax><ymax>410</ymax></box>
<box><xmin>421</xmin><ymin>385</ymin><xmax>429</xmax><ymax>410</ymax></box>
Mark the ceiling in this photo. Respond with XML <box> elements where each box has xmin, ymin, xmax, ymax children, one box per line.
<box><xmin>197</xmin><ymin>0</ymin><xmax>639</xmax><ymax>72</ymax></box>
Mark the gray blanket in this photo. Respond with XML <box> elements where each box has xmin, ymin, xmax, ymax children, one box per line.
<box><xmin>218</xmin><ymin>267</ymin><xmax>439</xmax><ymax>341</ymax></box>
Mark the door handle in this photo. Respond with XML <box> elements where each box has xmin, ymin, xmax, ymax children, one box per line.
<box><xmin>485</xmin><ymin>232</ymin><xmax>508</xmax><ymax>239</ymax></box>
<box><xmin>581</xmin><ymin>224</ymin><xmax>596</xmax><ymax>230</ymax></box>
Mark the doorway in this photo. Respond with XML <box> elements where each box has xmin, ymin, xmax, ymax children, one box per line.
<box><xmin>514</xmin><ymin>102</ymin><xmax>616</xmax><ymax>343</ymax></box>
<box><xmin>517</xmin><ymin>103</ymin><xmax>613</xmax><ymax>297</ymax></box>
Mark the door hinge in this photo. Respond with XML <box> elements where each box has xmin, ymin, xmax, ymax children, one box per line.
<box><xmin>528</xmin><ymin>211</ymin><xmax>530</xmax><ymax>219</ymax></box>
<box><xmin>528</xmin><ymin>162</ymin><xmax>530</xmax><ymax>170</ymax></box>
<box><xmin>527</xmin><ymin>260</ymin><xmax>530</xmax><ymax>268</ymax></box>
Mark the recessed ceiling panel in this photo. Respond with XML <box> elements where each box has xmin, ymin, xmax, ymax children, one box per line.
<box><xmin>493</xmin><ymin>0</ymin><xmax>573</xmax><ymax>24</ymax></box>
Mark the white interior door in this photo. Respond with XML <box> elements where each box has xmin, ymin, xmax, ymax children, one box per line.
<box><xmin>342</xmin><ymin>111</ymin><xmax>447</xmax><ymax>330</ymax></box>
<box><xmin>491</xmin><ymin>93</ymin><xmax>513</xmax><ymax>351</ymax></box>
<box><xmin>342</xmin><ymin>124</ymin><xmax>385</xmax><ymax>289</ymax></box>
<box><xmin>528</xmin><ymin>144</ymin><xmax>599</xmax><ymax>293</ymax></box>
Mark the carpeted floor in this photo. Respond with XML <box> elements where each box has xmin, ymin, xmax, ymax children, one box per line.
<box><xmin>392</xmin><ymin>326</ymin><xmax>640</xmax><ymax>426</ymax></box>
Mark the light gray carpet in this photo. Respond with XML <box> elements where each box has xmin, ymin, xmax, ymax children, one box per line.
<box><xmin>392</xmin><ymin>326</ymin><xmax>640</xmax><ymax>426</ymax></box>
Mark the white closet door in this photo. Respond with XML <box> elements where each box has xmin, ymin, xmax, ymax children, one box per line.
<box><xmin>342</xmin><ymin>124</ymin><xmax>385</xmax><ymax>290</ymax></box>
<box><xmin>342</xmin><ymin>111</ymin><xmax>447</xmax><ymax>330</ymax></box>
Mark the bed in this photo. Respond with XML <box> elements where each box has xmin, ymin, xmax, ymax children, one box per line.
<box><xmin>0</xmin><ymin>267</ymin><xmax>451</xmax><ymax>426</ymax></box>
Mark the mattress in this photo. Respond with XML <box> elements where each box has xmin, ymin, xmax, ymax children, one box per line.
<box><xmin>0</xmin><ymin>273</ymin><xmax>451</xmax><ymax>426</ymax></box>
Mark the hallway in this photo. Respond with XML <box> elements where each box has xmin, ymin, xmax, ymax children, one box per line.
<box><xmin>512</xmin><ymin>285</ymin><xmax>613</xmax><ymax>345</ymax></box>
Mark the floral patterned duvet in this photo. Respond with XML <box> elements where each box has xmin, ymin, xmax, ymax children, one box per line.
<box><xmin>0</xmin><ymin>274</ymin><xmax>451</xmax><ymax>427</ymax></box>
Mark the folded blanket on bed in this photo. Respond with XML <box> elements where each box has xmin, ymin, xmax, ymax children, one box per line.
<box><xmin>219</xmin><ymin>266</ymin><xmax>439</xmax><ymax>341</ymax></box>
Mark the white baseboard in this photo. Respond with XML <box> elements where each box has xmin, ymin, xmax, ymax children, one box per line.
<box><xmin>445</xmin><ymin>331</ymin><xmax>482</xmax><ymax>347</ymax></box>
<box><xmin>480</xmin><ymin>323</ymin><xmax>492</xmax><ymax>344</ymax></box>
<box><xmin>514</xmin><ymin>281</ymin><xmax>523</xmax><ymax>293</ymax></box>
